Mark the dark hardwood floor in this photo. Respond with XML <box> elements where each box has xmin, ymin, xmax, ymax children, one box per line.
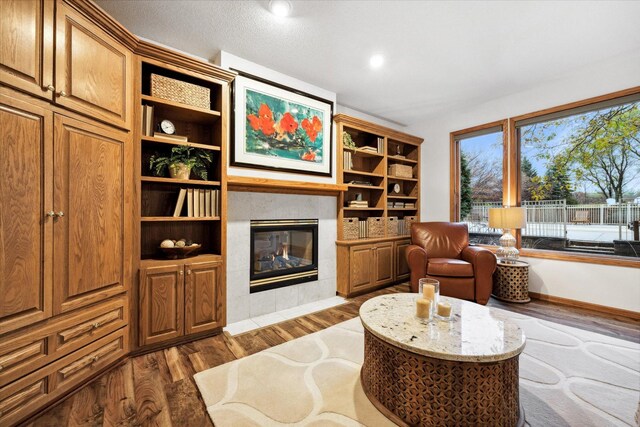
<box><xmin>24</xmin><ymin>283</ymin><xmax>639</xmax><ymax>427</ymax></box>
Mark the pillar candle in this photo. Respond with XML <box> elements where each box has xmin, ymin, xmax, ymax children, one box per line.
<box><xmin>416</xmin><ymin>298</ymin><xmax>432</xmax><ymax>318</ymax></box>
<box><xmin>437</xmin><ymin>301</ymin><xmax>452</xmax><ymax>317</ymax></box>
<box><xmin>422</xmin><ymin>284</ymin><xmax>435</xmax><ymax>301</ymax></box>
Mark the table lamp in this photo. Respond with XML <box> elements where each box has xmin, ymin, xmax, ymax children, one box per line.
<box><xmin>488</xmin><ymin>207</ymin><xmax>526</xmax><ymax>264</ymax></box>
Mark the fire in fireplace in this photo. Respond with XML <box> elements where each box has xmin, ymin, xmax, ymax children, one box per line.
<box><xmin>250</xmin><ymin>219</ymin><xmax>318</xmax><ymax>293</ymax></box>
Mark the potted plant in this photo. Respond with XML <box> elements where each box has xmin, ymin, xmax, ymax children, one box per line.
<box><xmin>149</xmin><ymin>146</ymin><xmax>212</xmax><ymax>180</ymax></box>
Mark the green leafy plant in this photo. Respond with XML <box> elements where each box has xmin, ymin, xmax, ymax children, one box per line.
<box><xmin>343</xmin><ymin>131</ymin><xmax>356</xmax><ymax>149</ymax></box>
<box><xmin>149</xmin><ymin>146</ymin><xmax>212</xmax><ymax>180</ymax></box>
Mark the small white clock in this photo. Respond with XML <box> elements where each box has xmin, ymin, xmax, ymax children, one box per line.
<box><xmin>159</xmin><ymin>119</ymin><xmax>175</xmax><ymax>135</ymax></box>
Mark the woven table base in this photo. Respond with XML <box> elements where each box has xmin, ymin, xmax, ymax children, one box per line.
<box><xmin>361</xmin><ymin>330</ymin><xmax>524</xmax><ymax>427</ymax></box>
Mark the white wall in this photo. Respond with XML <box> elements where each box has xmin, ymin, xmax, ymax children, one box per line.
<box><xmin>409</xmin><ymin>51</ymin><xmax>640</xmax><ymax>312</ymax></box>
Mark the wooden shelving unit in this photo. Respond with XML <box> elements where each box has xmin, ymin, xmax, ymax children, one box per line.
<box><xmin>334</xmin><ymin>114</ymin><xmax>423</xmax><ymax>298</ymax></box>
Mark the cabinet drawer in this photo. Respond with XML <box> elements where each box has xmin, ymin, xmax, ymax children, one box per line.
<box><xmin>52</xmin><ymin>328</ymin><xmax>127</xmax><ymax>391</ymax></box>
<box><xmin>0</xmin><ymin>377</ymin><xmax>49</xmax><ymax>426</ymax></box>
<box><xmin>0</xmin><ymin>295</ymin><xmax>127</xmax><ymax>386</ymax></box>
<box><xmin>54</xmin><ymin>303</ymin><xmax>126</xmax><ymax>353</ymax></box>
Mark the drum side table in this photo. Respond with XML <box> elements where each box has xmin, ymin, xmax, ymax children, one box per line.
<box><xmin>492</xmin><ymin>260</ymin><xmax>530</xmax><ymax>303</ymax></box>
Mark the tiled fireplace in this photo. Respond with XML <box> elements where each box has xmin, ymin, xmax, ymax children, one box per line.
<box><xmin>250</xmin><ymin>219</ymin><xmax>319</xmax><ymax>293</ymax></box>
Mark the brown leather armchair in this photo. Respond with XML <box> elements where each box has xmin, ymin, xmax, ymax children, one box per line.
<box><xmin>406</xmin><ymin>222</ymin><xmax>496</xmax><ymax>305</ymax></box>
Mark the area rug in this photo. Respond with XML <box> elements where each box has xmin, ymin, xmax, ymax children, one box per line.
<box><xmin>194</xmin><ymin>308</ymin><xmax>640</xmax><ymax>426</ymax></box>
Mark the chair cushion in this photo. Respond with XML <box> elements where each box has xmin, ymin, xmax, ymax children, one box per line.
<box><xmin>427</xmin><ymin>258</ymin><xmax>474</xmax><ymax>277</ymax></box>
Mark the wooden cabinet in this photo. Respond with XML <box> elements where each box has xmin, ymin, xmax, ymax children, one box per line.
<box><xmin>0</xmin><ymin>0</ymin><xmax>132</xmax><ymax>129</ymax></box>
<box><xmin>54</xmin><ymin>1</ymin><xmax>132</xmax><ymax>128</ymax></box>
<box><xmin>374</xmin><ymin>242</ymin><xmax>394</xmax><ymax>286</ymax></box>
<box><xmin>0</xmin><ymin>0</ymin><xmax>54</xmax><ymax>100</ymax></box>
<box><xmin>0</xmin><ymin>94</ymin><xmax>53</xmax><ymax>334</ymax></box>
<box><xmin>394</xmin><ymin>239</ymin><xmax>411</xmax><ymax>281</ymax></box>
<box><xmin>139</xmin><ymin>257</ymin><xmax>223</xmax><ymax>347</ymax></box>
<box><xmin>52</xmin><ymin>114</ymin><xmax>127</xmax><ymax>315</ymax></box>
<box><xmin>339</xmin><ymin>240</ymin><xmax>398</xmax><ymax>297</ymax></box>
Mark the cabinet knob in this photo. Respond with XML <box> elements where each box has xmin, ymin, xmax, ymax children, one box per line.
<box><xmin>186</xmin><ymin>269</ymin><xmax>191</xmax><ymax>275</ymax></box>
<box><xmin>0</xmin><ymin>364</ymin><xmax>3</xmax><ymax>372</ymax></box>
<box><xmin>92</xmin><ymin>322</ymin><xmax>100</xmax><ymax>329</ymax></box>
<box><xmin>92</xmin><ymin>355</ymin><xmax>99</xmax><ymax>363</ymax></box>
<box><xmin>45</xmin><ymin>84</ymin><xmax>55</xmax><ymax>92</ymax></box>
<box><xmin>56</xmin><ymin>211</ymin><xmax>64</xmax><ymax>218</ymax></box>
<box><xmin>58</xmin><ymin>90</ymin><xmax>67</xmax><ymax>97</ymax></box>
<box><xmin>46</xmin><ymin>211</ymin><xmax>56</xmax><ymax>218</ymax></box>
<box><xmin>179</xmin><ymin>270</ymin><xmax>183</xmax><ymax>276</ymax></box>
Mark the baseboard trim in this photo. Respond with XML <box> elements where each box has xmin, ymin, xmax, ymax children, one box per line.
<box><xmin>529</xmin><ymin>291</ymin><xmax>640</xmax><ymax>320</ymax></box>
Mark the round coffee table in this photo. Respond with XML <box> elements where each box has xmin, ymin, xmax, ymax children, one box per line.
<box><xmin>359</xmin><ymin>293</ymin><xmax>526</xmax><ymax>427</ymax></box>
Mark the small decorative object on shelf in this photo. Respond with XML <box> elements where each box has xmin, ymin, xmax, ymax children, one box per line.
<box><xmin>149</xmin><ymin>145</ymin><xmax>212</xmax><ymax>180</ymax></box>
<box><xmin>343</xmin><ymin>131</ymin><xmax>356</xmax><ymax>149</ymax></box>
<box><xmin>388</xmin><ymin>182</ymin><xmax>401</xmax><ymax>194</ymax></box>
<box><xmin>389</xmin><ymin>163</ymin><xmax>412</xmax><ymax>178</ymax></box>
<box><xmin>151</xmin><ymin>73</ymin><xmax>211</xmax><ymax>109</ymax></box>
<box><xmin>159</xmin><ymin>238</ymin><xmax>201</xmax><ymax>259</ymax></box>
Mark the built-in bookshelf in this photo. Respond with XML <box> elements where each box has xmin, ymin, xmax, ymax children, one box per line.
<box><xmin>137</xmin><ymin>58</ymin><xmax>230</xmax><ymax>260</ymax></box>
<box><xmin>335</xmin><ymin>114</ymin><xmax>423</xmax><ymax>241</ymax></box>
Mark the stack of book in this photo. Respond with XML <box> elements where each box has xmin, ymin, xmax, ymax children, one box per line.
<box><xmin>343</xmin><ymin>151</ymin><xmax>353</xmax><ymax>170</ymax></box>
<box><xmin>394</xmin><ymin>202</ymin><xmax>405</xmax><ymax>208</ymax></box>
<box><xmin>348</xmin><ymin>200</ymin><xmax>368</xmax><ymax>208</ymax></box>
<box><xmin>387</xmin><ymin>201</ymin><xmax>394</xmax><ymax>208</ymax></box>
<box><xmin>360</xmin><ymin>145</ymin><xmax>378</xmax><ymax>153</ymax></box>
<box><xmin>405</xmin><ymin>202</ymin><xmax>416</xmax><ymax>209</ymax></box>
<box><xmin>348</xmin><ymin>180</ymin><xmax>372</xmax><ymax>186</ymax></box>
<box><xmin>173</xmin><ymin>188</ymin><xmax>220</xmax><ymax>217</ymax></box>
<box><xmin>377</xmin><ymin>137</ymin><xmax>384</xmax><ymax>153</ymax></box>
<box><xmin>153</xmin><ymin>132</ymin><xmax>187</xmax><ymax>142</ymax></box>
<box><xmin>141</xmin><ymin>104</ymin><xmax>154</xmax><ymax>136</ymax></box>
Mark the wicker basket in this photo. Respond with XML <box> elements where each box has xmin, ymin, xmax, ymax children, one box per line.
<box><xmin>404</xmin><ymin>216</ymin><xmax>418</xmax><ymax>235</ymax></box>
<box><xmin>151</xmin><ymin>74</ymin><xmax>210</xmax><ymax>109</ymax></box>
<box><xmin>389</xmin><ymin>164</ymin><xmax>413</xmax><ymax>178</ymax></box>
<box><xmin>343</xmin><ymin>217</ymin><xmax>360</xmax><ymax>240</ymax></box>
<box><xmin>387</xmin><ymin>216</ymin><xmax>399</xmax><ymax>236</ymax></box>
<box><xmin>367</xmin><ymin>217</ymin><xmax>385</xmax><ymax>238</ymax></box>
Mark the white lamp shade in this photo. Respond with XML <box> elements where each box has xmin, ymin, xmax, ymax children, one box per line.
<box><xmin>488</xmin><ymin>207</ymin><xmax>526</xmax><ymax>229</ymax></box>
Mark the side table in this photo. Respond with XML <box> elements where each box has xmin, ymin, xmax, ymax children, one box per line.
<box><xmin>492</xmin><ymin>260</ymin><xmax>530</xmax><ymax>303</ymax></box>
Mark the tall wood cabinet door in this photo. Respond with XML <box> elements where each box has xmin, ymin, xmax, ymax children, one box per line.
<box><xmin>0</xmin><ymin>95</ymin><xmax>53</xmax><ymax>334</ymax></box>
<box><xmin>349</xmin><ymin>245</ymin><xmax>374</xmax><ymax>291</ymax></box>
<box><xmin>0</xmin><ymin>0</ymin><xmax>54</xmax><ymax>100</ymax></box>
<box><xmin>394</xmin><ymin>240</ymin><xmax>411</xmax><ymax>281</ymax></box>
<box><xmin>52</xmin><ymin>114</ymin><xmax>126</xmax><ymax>315</ymax></box>
<box><xmin>54</xmin><ymin>1</ymin><xmax>132</xmax><ymax>129</ymax></box>
<box><xmin>374</xmin><ymin>243</ymin><xmax>394</xmax><ymax>286</ymax></box>
<box><xmin>139</xmin><ymin>265</ymin><xmax>184</xmax><ymax>346</ymax></box>
<box><xmin>185</xmin><ymin>261</ymin><xmax>223</xmax><ymax>335</ymax></box>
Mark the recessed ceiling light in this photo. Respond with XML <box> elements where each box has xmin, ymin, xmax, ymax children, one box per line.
<box><xmin>369</xmin><ymin>54</ymin><xmax>384</xmax><ymax>69</ymax></box>
<box><xmin>269</xmin><ymin>0</ymin><xmax>292</xmax><ymax>17</ymax></box>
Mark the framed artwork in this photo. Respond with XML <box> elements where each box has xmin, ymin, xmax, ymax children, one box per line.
<box><xmin>231</xmin><ymin>72</ymin><xmax>333</xmax><ymax>176</ymax></box>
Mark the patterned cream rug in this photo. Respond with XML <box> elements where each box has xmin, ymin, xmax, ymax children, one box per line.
<box><xmin>194</xmin><ymin>308</ymin><xmax>639</xmax><ymax>426</ymax></box>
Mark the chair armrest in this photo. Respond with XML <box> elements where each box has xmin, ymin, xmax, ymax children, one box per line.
<box><xmin>406</xmin><ymin>244</ymin><xmax>428</xmax><ymax>292</ymax></box>
<box><xmin>461</xmin><ymin>246</ymin><xmax>497</xmax><ymax>304</ymax></box>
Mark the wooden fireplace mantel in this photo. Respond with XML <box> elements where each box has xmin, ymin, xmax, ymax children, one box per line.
<box><xmin>227</xmin><ymin>176</ymin><xmax>347</xmax><ymax>196</ymax></box>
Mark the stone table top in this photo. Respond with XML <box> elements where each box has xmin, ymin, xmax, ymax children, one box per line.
<box><xmin>359</xmin><ymin>293</ymin><xmax>526</xmax><ymax>362</ymax></box>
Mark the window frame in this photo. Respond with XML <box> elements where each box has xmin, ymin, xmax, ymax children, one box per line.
<box><xmin>449</xmin><ymin>86</ymin><xmax>640</xmax><ymax>268</ymax></box>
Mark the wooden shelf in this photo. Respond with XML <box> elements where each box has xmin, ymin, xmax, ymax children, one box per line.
<box><xmin>344</xmin><ymin>207</ymin><xmax>384</xmax><ymax>211</ymax></box>
<box><xmin>388</xmin><ymin>175</ymin><xmax>418</xmax><ymax>182</ymax></box>
<box><xmin>141</xmin><ymin>176</ymin><xmax>221</xmax><ymax>186</ymax></box>
<box><xmin>347</xmin><ymin>184</ymin><xmax>384</xmax><ymax>190</ymax></box>
<box><xmin>227</xmin><ymin>176</ymin><xmax>347</xmax><ymax>196</ymax></box>
<box><xmin>141</xmin><ymin>216</ymin><xmax>221</xmax><ymax>222</ymax></box>
<box><xmin>387</xmin><ymin>208</ymin><xmax>418</xmax><ymax>211</ymax></box>
<box><xmin>141</xmin><ymin>94</ymin><xmax>220</xmax><ymax>124</ymax></box>
<box><xmin>343</xmin><ymin>146</ymin><xmax>384</xmax><ymax>158</ymax></box>
<box><xmin>140</xmin><ymin>253</ymin><xmax>223</xmax><ymax>266</ymax></box>
<box><xmin>387</xmin><ymin>155</ymin><xmax>417</xmax><ymax>164</ymax></box>
<box><xmin>141</xmin><ymin>136</ymin><xmax>221</xmax><ymax>151</ymax></box>
<box><xmin>343</xmin><ymin>169</ymin><xmax>384</xmax><ymax>178</ymax></box>
<box><xmin>387</xmin><ymin>195</ymin><xmax>417</xmax><ymax>200</ymax></box>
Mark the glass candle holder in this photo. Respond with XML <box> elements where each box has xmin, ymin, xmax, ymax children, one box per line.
<box><xmin>418</xmin><ymin>278</ymin><xmax>440</xmax><ymax>315</ymax></box>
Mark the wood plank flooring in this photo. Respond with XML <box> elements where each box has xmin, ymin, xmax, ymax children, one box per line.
<box><xmin>25</xmin><ymin>284</ymin><xmax>639</xmax><ymax>427</ymax></box>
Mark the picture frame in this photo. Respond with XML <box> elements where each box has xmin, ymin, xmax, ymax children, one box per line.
<box><xmin>231</xmin><ymin>71</ymin><xmax>334</xmax><ymax>176</ymax></box>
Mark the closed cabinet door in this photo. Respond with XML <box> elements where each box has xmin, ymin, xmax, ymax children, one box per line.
<box><xmin>374</xmin><ymin>243</ymin><xmax>394</xmax><ymax>286</ymax></box>
<box><xmin>394</xmin><ymin>240</ymin><xmax>411</xmax><ymax>281</ymax></box>
<box><xmin>0</xmin><ymin>94</ymin><xmax>53</xmax><ymax>334</ymax></box>
<box><xmin>52</xmin><ymin>114</ymin><xmax>126</xmax><ymax>314</ymax></box>
<box><xmin>185</xmin><ymin>261</ymin><xmax>223</xmax><ymax>335</ymax></box>
<box><xmin>139</xmin><ymin>265</ymin><xmax>184</xmax><ymax>346</ymax></box>
<box><xmin>54</xmin><ymin>1</ymin><xmax>132</xmax><ymax>129</ymax></box>
<box><xmin>350</xmin><ymin>245</ymin><xmax>374</xmax><ymax>290</ymax></box>
<box><xmin>0</xmin><ymin>0</ymin><xmax>54</xmax><ymax>100</ymax></box>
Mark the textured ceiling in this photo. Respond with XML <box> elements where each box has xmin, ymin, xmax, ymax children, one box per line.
<box><xmin>96</xmin><ymin>0</ymin><xmax>640</xmax><ymax>126</ymax></box>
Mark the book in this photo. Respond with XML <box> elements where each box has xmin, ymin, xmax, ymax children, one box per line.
<box><xmin>153</xmin><ymin>132</ymin><xmax>188</xmax><ymax>142</ymax></box>
<box><xmin>193</xmin><ymin>189</ymin><xmax>199</xmax><ymax>217</ymax></box>
<box><xmin>173</xmin><ymin>188</ymin><xmax>187</xmax><ymax>217</ymax></box>
<box><xmin>187</xmin><ymin>188</ymin><xmax>194</xmax><ymax>217</ymax></box>
<box><xmin>214</xmin><ymin>189</ymin><xmax>219</xmax><ymax>216</ymax></box>
<box><xmin>205</xmin><ymin>189</ymin><xmax>211</xmax><ymax>217</ymax></box>
<box><xmin>199</xmin><ymin>189</ymin><xmax>205</xmax><ymax>217</ymax></box>
<box><xmin>144</xmin><ymin>105</ymin><xmax>154</xmax><ymax>136</ymax></box>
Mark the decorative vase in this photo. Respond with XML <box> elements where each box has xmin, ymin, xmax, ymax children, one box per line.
<box><xmin>169</xmin><ymin>162</ymin><xmax>191</xmax><ymax>179</ymax></box>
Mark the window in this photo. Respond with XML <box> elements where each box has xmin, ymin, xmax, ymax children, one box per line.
<box><xmin>515</xmin><ymin>93</ymin><xmax>640</xmax><ymax>259</ymax></box>
<box><xmin>450</xmin><ymin>88</ymin><xmax>640</xmax><ymax>265</ymax></box>
<box><xmin>451</xmin><ymin>121</ymin><xmax>507</xmax><ymax>244</ymax></box>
